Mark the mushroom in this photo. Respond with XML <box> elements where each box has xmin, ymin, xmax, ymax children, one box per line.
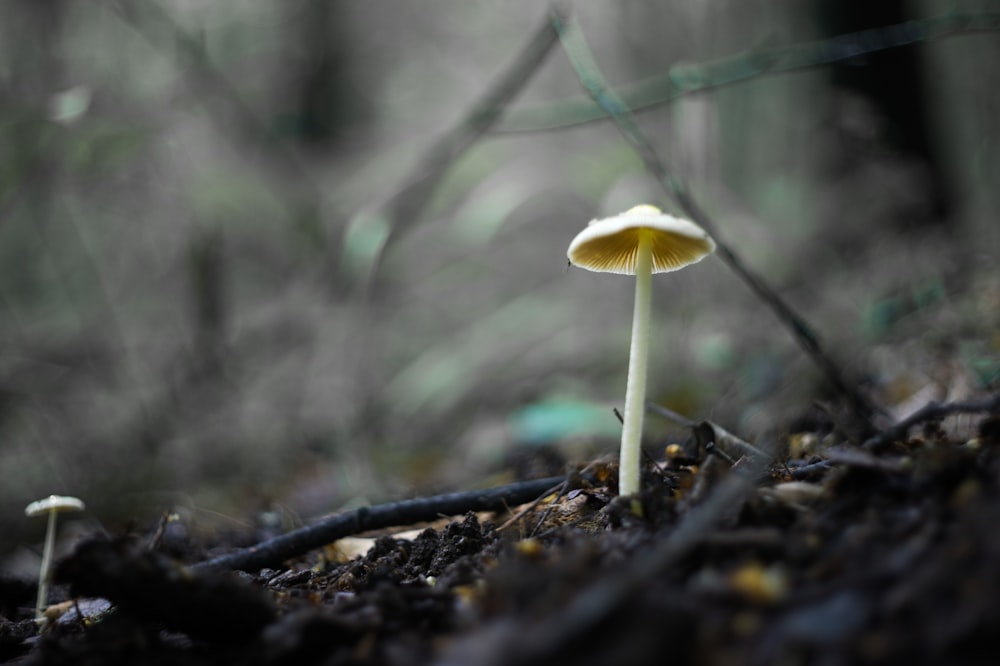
<box><xmin>567</xmin><ymin>205</ymin><xmax>715</xmax><ymax>496</ymax></box>
<box><xmin>25</xmin><ymin>494</ymin><xmax>85</xmax><ymax>622</ymax></box>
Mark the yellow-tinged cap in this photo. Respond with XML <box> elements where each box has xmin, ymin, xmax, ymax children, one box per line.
<box><xmin>567</xmin><ymin>205</ymin><xmax>715</xmax><ymax>275</ymax></box>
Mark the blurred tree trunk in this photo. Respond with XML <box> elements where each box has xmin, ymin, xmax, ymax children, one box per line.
<box><xmin>291</xmin><ymin>0</ymin><xmax>368</xmax><ymax>150</ymax></box>
<box><xmin>816</xmin><ymin>0</ymin><xmax>952</xmax><ymax>228</ymax></box>
<box><xmin>188</xmin><ymin>229</ymin><xmax>228</xmax><ymax>378</ymax></box>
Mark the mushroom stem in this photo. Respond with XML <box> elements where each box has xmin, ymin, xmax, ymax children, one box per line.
<box><xmin>619</xmin><ymin>232</ymin><xmax>653</xmax><ymax>496</ymax></box>
<box><xmin>35</xmin><ymin>510</ymin><xmax>58</xmax><ymax>621</ymax></box>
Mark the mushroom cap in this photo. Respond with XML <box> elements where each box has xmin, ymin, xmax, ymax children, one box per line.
<box><xmin>567</xmin><ymin>204</ymin><xmax>715</xmax><ymax>275</ymax></box>
<box><xmin>25</xmin><ymin>495</ymin><xmax>85</xmax><ymax>517</ymax></box>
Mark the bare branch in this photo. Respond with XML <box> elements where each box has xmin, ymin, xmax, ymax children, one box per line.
<box><xmin>376</xmin><ymin>14</ymin><xmax>561</xmax><ymax>257</ymax></box>
<box><xmin>499</xmin><ymin>11</ymin><xmax>1000</xmax><ymax>133</ymax></box>
<box><xmin>864</xmin><ymin>392</ymin><xmax>1000</xmax><ymax>452</ymax></box>
<box><xmin>191</xmin><ymin>476</ymin><xmax>566</xmax><ymax>573</ymax></box>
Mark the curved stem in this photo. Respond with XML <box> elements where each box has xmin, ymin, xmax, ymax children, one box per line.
<box><xmin>619</xmin><ymin>234</ymin><xmax>653</xmax><ymax>496</ymax></box>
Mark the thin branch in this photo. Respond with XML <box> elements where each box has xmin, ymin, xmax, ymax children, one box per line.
<box><xmin>499</xmin><ymin>11</ymin><xmax>1000</xmax><ymax>133</ymax></box>
<box><xmin>646</xmin><ymin>401</ymin><xmax>696</xmax><ymax>428</ymax></box>
<box><xmin>191</xmin><ymin>476</ymin><xmax>566</xmax><ymax>573</ymax></box>
<box><xmin>864</xmin><ymin>392</ymin><xmax>1000</xmax><ymax>452</ymax></box>
<box><xmin>375</xmin><ymin>13</ymin><xmax>561</xmax><ymax>257</ymax></box>
<box><xmin>551</xmin><ymin>8</ymin><xmax>881</xmax><ymax>433</ymax></box>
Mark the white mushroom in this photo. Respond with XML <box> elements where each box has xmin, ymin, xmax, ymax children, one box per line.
<box><xmin>568</xmin><ymin>205</ymin><xmax>715</xmax><ymax>496</ymax></box>
<box><xmin>25</xmin><ymin>495</ymin><xmax>85</xmax><ymax>622</ymax></box>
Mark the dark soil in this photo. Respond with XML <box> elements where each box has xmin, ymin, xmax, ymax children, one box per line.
<box><xmin>3</xmin><ymin>407</ymin><xmax>1000</xmax><ymax>666</ymax></box>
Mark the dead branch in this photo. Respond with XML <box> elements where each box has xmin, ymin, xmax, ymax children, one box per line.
<box><xmin>191</xmin><ymin>476</ymin><xmax>566</xmax><ymax>573</ymax></box>
<box><xmin>864</xmin><ymin>392</ymin><xmax>1000</xmax><ymax>452</ymax></box>
<box><xmin>499</xmin><ymin>12</ymin><xmax>1000</xmax><ymax>133</ymax></box>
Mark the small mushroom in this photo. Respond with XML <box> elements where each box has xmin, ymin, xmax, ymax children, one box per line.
<box><xmin>568</xmin><ymin>205</ymin><xmax>715</xmax><ymax>496</ymax></box>
<box><xmin>25</xmin><ymin>495</ymin><xmax>85</xmax><ymax>622</ymax></box>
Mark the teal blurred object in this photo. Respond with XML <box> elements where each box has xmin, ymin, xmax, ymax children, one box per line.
<box><xmin>863</xmin><ymin>278</ymin><xmax>948</xmax><ymax>338</ymax></box>
<box><xmin>508</xmin><ymin>398</ymin><xmax>621</xmax><ymax>445</ymax></box>
<box><xmin>962</xmin><ymin>342</ymin><xmax>1000</xmax><ymax>387</ymax></box>
<box><xmin>968</xmin><ymin>357</ymin><xmax>1000</xmax><ymax>387</ymax></box>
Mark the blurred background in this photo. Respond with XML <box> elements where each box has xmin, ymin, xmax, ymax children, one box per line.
<box><xmin>2</xmin><ymin>0</ymin><xmax>998</xmax><ymax>565</ymax></box>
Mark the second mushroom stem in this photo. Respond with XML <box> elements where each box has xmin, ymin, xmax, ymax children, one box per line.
<box><xmin>620</xmin><ymin>232</ymin><xmax>653</xmax><ymax>497</ymax></box>
<box><xmin>35</xmin><ymin>509</ymin><xmax>58</xmax><ymax>620</ymax></box>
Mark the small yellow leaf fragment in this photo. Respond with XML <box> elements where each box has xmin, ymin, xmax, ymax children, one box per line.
<box><xmin>665</xmin><ymin>443</ymin><xmax>684</xmax><ymax>459</ymax></box>
<box><xmin>787</xmin><ymin>432</ymin><xmax>821</xmax><ymax>459</ymax></box>
<box><xmin>515</xmin><ymin>538</ymin><xmax>544</xmax><ymax>558</ymax></box>
<box><xmin>728</xmin><ymin>562</ymin><xmax>789</xmax><ymax>604</ymax></box>
<box><xmin>453</xmin><ymin>579</ymin><xmax>487</xmax><ymax>609</ymax></box>
<box><xmin>593</xmin><ymin>462</ymin><xmax>615</xmax><ymax>484</ymax></box>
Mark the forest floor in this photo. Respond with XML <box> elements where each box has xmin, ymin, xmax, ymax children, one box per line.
<box><xmin>2</xmin><ymin>392</ymin><xmax>1000</xmax><ymax>666</ymax></box>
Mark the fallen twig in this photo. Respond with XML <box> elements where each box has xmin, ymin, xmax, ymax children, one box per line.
<box><xmin>645</xmin><ymin>401</ymin><xmax>695</xmax><ymax>428</ymax></box>
<box><xmin>864</xmin><ymin>392</ymin><xmax>1000</xmax><ymax>452</ymax></box>
<box><xmin>191</xmin><ymin>476</ymin><xmax>566</xmax><ymax>573</ymax></box>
